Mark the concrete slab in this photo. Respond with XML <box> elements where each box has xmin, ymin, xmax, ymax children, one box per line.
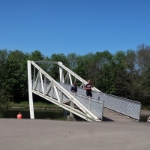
<box><xmin>0</xmin><ymin>119</ymin><xmax>150</xmax><ymax>150</ymax></box>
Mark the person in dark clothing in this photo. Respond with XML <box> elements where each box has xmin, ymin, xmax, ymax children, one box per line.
<box><xmin>84</xmin><ymin>80</ymin><xmax>93</xmax><ymax>97</ymax></box>
<box><xmin>71</xmin><ymin>82</ymin><xmax>77</xmax><ymax>93</ymax></box>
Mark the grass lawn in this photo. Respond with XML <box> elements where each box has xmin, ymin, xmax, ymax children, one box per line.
<box><xmin>10</xmin><ymin>101</ymin><xmax>150</xmax><ymax>111</ymax></box>
<box><xmin>10</xmin><ymin>101</ymin><xmax>62</xmax><ymax>110</ymax></box>
<box><xmin>141</xmin><ymin>105</ymin><xmax>150</xmax><ymax>111</ymax></box>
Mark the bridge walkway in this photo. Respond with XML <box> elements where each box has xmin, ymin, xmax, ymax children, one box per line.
<box><xmin>103</xmin><ymin>108</ymin><xmax>137</xmax><ymax>122</ymax></box>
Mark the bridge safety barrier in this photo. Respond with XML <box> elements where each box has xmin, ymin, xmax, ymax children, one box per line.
<box><xmin>60</xmin><ymin>83</ymin><xmax>141</xmax><ymax>121</ymax></box>
<box><xmin>59</xmin><ymin>83</ymin><xmax>104</xmax><ymax>120</ymax></box>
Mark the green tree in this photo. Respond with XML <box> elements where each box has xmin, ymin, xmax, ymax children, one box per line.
<box><xmin>3</xmin><ymin>50</ymin><xmax>29</xmax><ymax>102</ymax></box>
<box><xmin>74</xmin><ymin>53</ymin><xmax>94</xmax><ymax>81</ymax></box>
<box><xmin>28</xmin><ymin>50</ymin><xmax>45</xmax><ymax>60</ymax></box>
<box><xmin>0</xmin><ymin>49</ymin><xmax>10</xmax><ymax>117</ymax></box>
<box><xmin>109</xmin><ymin>51</ymin><xmax>128</xmax><ymax>97</ymax></box>
<box><xmin>49</xmin><ymin>53</ymin><xmax>69</xmax><ymax>81</ymax></box>
<box><xmin>67</xmin><ymin>53</ymin><xmax>79</xmax><ymax>70</ymax></box>
<box><xmin>89</xmin><ymin>50</ymin><xmax>113</xmax><ymax>91</ymax></box>
<box><xmin>0</xmin><ymin>89</ymin><xmax>12</xmax><ymax>117</ymax></box>
<box><xmin>136</xmin><ymin>44</ymin><xmax>150</xmax><ymax>104</ymax></box>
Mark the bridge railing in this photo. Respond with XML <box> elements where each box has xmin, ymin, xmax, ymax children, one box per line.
<box><xmin>59</xmin><ymin>83</ymin><xmax>141</xmax><ymax>121</ymax></box>
<box><xmin>34</xmin><ymin>80</ymin><xmax>104</xmax><ymax>120</ymax></box>
<box><xmin>98</xmin><ymin>93</ymin><xmax>141</xmax><ymax>120</ymax></box>
<box><xmin>59</xmin><ymin>83</ymin><xmax>104</xmax><ymax>120</ymax></box>
<box><xmin>75</xmin><ymin>95</ymin><xmax>104</xmax><ymax>119</ymax></box>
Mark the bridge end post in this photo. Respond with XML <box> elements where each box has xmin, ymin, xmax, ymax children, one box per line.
<box><xmin>27</xmin><ymin>60</ymin><xmax>35</xmax><ymax>119</ymax></box>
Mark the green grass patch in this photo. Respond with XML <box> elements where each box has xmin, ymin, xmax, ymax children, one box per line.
<box><xmin>141</xmin><ymin>105</ymin><xmax>150</xmax><ymax>111</ymax></box>
<box><xmin>10</xmin><ymin>101</ymin><xmax>61</xmax><ymax>109</ymax></box>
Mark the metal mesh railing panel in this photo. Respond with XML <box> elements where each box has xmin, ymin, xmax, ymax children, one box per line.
<box><xmin>59</xmin><ymin>83</ymin><xmax>141</xmax><ymax>120</ymax></box>
<box><xmin>59</xmin><ymin>83</ymin><xmax>104</xmax><ymax>119</ymax></box>
<box><xmin>104</xmin><ymin>94</ymin><xmax>141</xmax><ymax>120</ymax></box>
<box><xmin>75</xmin><ymin>95</ymin><xmax>104</xmax><ymax>119</ymax></box>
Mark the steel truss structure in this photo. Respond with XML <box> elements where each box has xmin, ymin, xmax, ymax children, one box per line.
<box><xmin>28</xmin><ymin>61</ymin><xmax>103</xmax><ymax>122</ymax></box>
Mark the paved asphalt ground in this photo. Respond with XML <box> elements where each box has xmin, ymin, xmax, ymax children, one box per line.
<box><xmin>0</xmin><ymin>109</ymin><xmax>150</xmax><ymax>150</ymax></box>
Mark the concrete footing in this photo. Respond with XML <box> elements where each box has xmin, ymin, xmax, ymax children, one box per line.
<box><xmin>67</xmin><ymin>115</ymin><xmax>76</xmax><ymax>121</ymax></box>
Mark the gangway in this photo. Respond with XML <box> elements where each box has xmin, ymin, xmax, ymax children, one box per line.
<box><xmin>27</xmin><ymin>61</ymin><xmax>141</xmax><ymax>122</ymax></box>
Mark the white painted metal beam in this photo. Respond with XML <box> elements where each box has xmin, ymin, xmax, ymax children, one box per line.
<box><xmin>27</xmin><ymin>60</ymin><xmax>35</xmax><ymax>119</ymax></box>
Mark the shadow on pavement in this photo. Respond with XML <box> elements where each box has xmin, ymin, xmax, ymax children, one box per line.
<box><xmin>102</xmin><ymin>116</ymin><xmax>114</xmax><ymax>122</ymax></box>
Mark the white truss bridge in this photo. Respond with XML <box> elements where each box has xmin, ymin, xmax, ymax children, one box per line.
<box><xmin>28</xmin><ymin>61</ymin><xmax>141</xmax><ymax>122</ymax></box>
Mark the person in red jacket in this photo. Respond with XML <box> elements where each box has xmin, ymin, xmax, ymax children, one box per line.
<box><xmin>17</xmin><ymin>112</ymin><xmax>22</xmax><ymax>119</ymax></box>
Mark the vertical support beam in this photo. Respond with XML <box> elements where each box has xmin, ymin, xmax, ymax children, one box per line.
<box><xmin>43</xmin><ymin>76</ymin><xmax>46</xmax><ymax>96</ymax></box>
<box><xmin>59</xmin><ymin>62</ymin><xmax>64</xmax><ymax>83</ymax></box>
<box><xmin>138</xmin><ymin>103</ymin><xmax>142</xmax><ymax>121</ymax></box>
<box><xmin>68</xmin><ymin>73</ymin><xmax>73</xmax><ymax>85</ymax></box>
<box><xmin>101</xmin><ymin>101</ymin><xmax>104</xmax><ymax>121</ymax></box>
<box><xmin>27</xmin><ymin>60</ymin><xmax>35</xmax><ymax>119</ymax></box>
<box><xmin>88</xmin><ymin>98</ymin><xmax>91</xmax><ymax>110</ymax></box>
<box><xmin>70</xmin><ymin>101</ymin><xmax>74</xmax><ymax>117</ymax></box>
<box><xmin>33</xmin><ymin>66</ymin><xmax>35</xmax><ymax>81</ymax></box>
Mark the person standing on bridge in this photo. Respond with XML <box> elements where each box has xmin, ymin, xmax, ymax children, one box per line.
<box><xmin>71</xmin><ymin>82</ymin><xmax>77</xmax><ymax>93</ymax></box>
<box><xmin>84</xmin><ymin>80</ymin><xmax>93</xmax><ymax>97</ymax></box>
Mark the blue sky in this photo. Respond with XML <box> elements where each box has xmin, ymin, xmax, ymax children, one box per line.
<box><xmin>0</xmin><ymin>0</ymin><xmax>150</xmax><ymax>57</ymax></box>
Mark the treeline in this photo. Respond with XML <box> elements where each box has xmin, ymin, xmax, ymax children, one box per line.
<box><xmin>0</xmin><ymin>44</ymin><xmax>150</xmax><ymax>111</ymax></box>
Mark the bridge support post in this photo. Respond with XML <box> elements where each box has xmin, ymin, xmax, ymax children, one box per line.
<box><xmin>67</xmin><ymin>101</ymin><xmax>76</xmax><ymax>121</ymax></box>
<box><xmin>88</xmin><ymin>98</ymin><xmax>91</xmax><ymax>110</ymax></box>
<box><xmin>70</xmin><ymin>101</ymin><xmax>74</xmax><ymax>117</ymax></box>
<box><xmin>28</xmin><ymin>61</ymin><xmax>35</xmax><ymax>119</ymax></box>
<box><xmin>59</xmin><ymin>62</ymin><xmax>64</xmax><ymax>83</ymax></box>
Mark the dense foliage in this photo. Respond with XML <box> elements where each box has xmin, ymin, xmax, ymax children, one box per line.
<box><xmin>0</xmin><ymin>44</ymin><xmax>150</xmax><ymax>116</ymax></box>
